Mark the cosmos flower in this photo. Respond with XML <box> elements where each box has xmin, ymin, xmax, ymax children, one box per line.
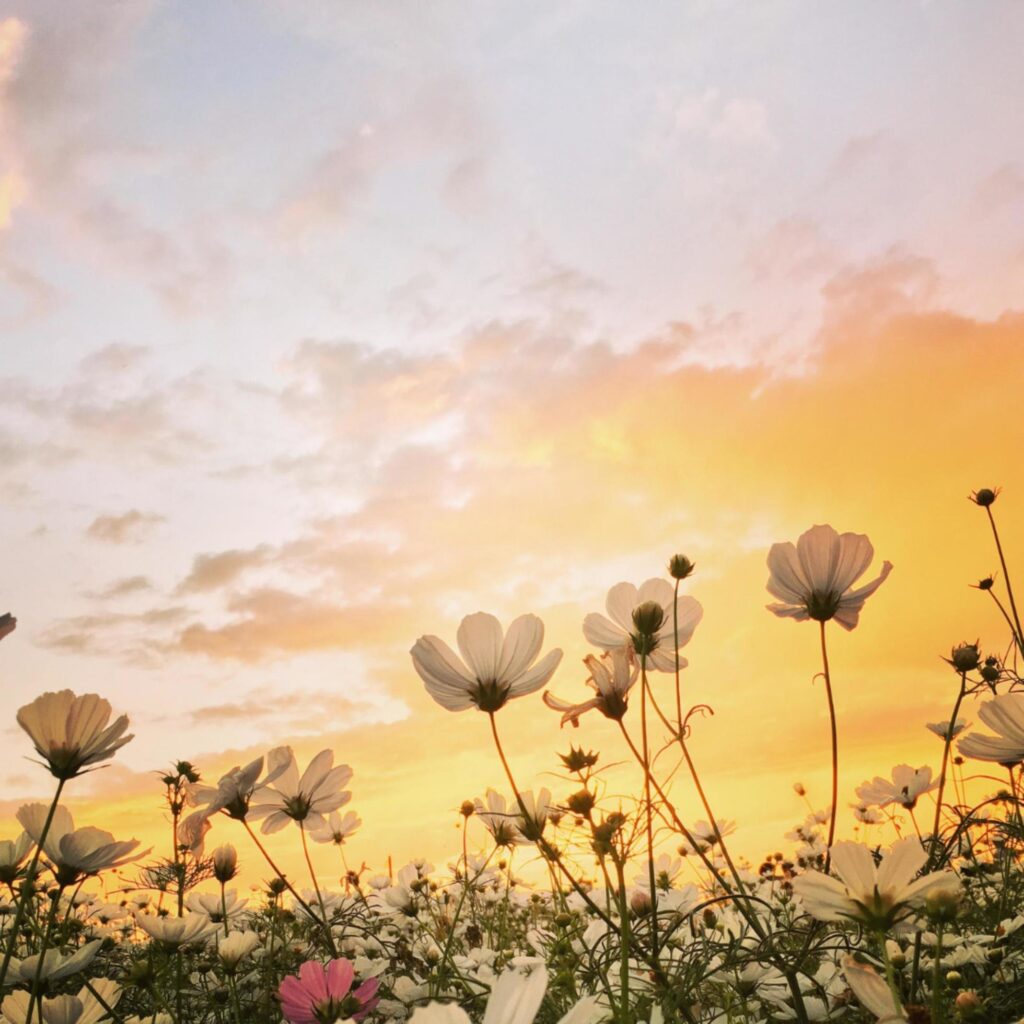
<box><xmin>186</xmin><ymin>889</ymin><xmax>248</xmax><ymax>925</ymax></box>
<box><xmin>186</xmin><ymin>754</ymin><xmax>289</xmax><ymax>823</ymax></box>
<box><xmin>411</xmin><ymin>612</ymin><xmax>562</xmax><ymax>713</ymax></box>
<box><xmin>926</xmin><ymin>719</ymin><xmax>968</xmax><ymax>740</ymax></box>
<box><xmin>217</xmin><ymin>930</ymin><xmax>261</xmax><ymax>971</ymax></box>
<box><xmin>582</xmin><ymin>579</ymin><xmax>702</xmax><ymax>672</ymax></box>
<box><xmin>855</xmin><ymin>765</ymin><xmax>938</xmax><ymax>811</ymax></box>
<box><xmin>212</xmin><ymin>844</ymin><xmax>238</xmax><ymax>883</ymax></box>
<box><xmin>135</xmin><ymin>911</ymin><xmax>219</xmax><ymax>948</ymax></box>
<box><xmin>278</xmin><ymin>958</ymin><xmax>379</xmax><ymax>1024</ymax></box>
<box><xmin>5</xmin><ymin>940</ymin><xmax>103</xmax><ymax>985</ymax></box>
<box><xmin>309</xmin><ymin>810</ymin><xmax>362</xmax><ymax>846</ymax></box>
<box><xmin>679</xmin><ymin>819</ymin><xmax>737</xmax><ymax>856</ymax></box>
<box><xmin>248</xmin><ymin>748</ymin><xmax>353</xmax><ymax>835</ymax></box>
<box><xmin>474</xmin><ymin>790</ymin><xmax>528</xmax><ymax>848</ymax></box>
<box><xmin>543</xmin><ymin>648</ymin><xmax>639</xmax><ymax>726</ymax></box>
<box><xmin>17</xmin><ymin>804</ymin><xmax>146</xmax><ymax>886</ymax></box>
<box><xmin>1</xmin><ymin>978</ymin><xmax>120</xmax><ymax>1024</ymax></box>
<box><xmin>792</xmin><ymin>837</ymin><xmax>957</xmax><ymax>931</ymax></box>
<box><xmin>766</xmin><ymin>525</ymin><xmax>892</xmax><ymax>629</ymax></box>
<box><xmin>0</xmin><ymin>832</ymin><xmax>33</xmax><ymax>885</ymax></box>
<box><xmin>841</xmin><ymin>956</ymin><xmax>905</xmax><ymax>1022</ymax></box>
<box><xmin>17</xmin><ymin>690</ymin><xmax>133</xmax><ymax>780</ymax></box>
<box><xmin>957</xmin><ymin>693</ymin><xmax>1024</xmax><ymax>766</ymax></box>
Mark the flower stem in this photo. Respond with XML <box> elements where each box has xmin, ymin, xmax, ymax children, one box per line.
<box><xmin>819</xmin><ymin>621</ymin><xmax>839</xmax><ymax>873</ymax></box>
<box><xmin>986</xmin><ymin>505</ymin><xmax>1024</xmax><ymax>656</ymax></box>
<box><xmin>0</xmin><ymin>775</ymin><xmax>66</xmax><ymax>989</ymax></box>
<box><xmin>639</xmin><ymin>657</ymin><xmax>660</xmax><ymax>961</ymax></box>
<box><xmin>241</xmin><ymin>820</ymin><xmax>335</xmax><ymax>955</ymax></box>
<box><xmin>929</xmin><ymin>673</ymin><xmax>967</xmax><ymax>868</ymax></box>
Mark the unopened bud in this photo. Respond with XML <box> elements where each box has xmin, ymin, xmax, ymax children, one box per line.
<box><xmin>668</xmin><ymin>554</ymin><xmax>695</xmax><ymax>580</ymax></box>
<box><xmin>460</xmin><ymin>800</ymin><xmax>475</xmax><ymax>818</ymax></box>
<box><xmin>567</xmin><ymin>790</ymin><xmax>595</xmax><ymax>816</ymax></box>
<box><xmin>948</xmin><ymin>643</ymin><xmax>980</xmax><ymax>673</ymax></box>
<box><xmin>925</xmin><ymin>884</ymin><xmax>960</xmax><ymax>924</ymax></box>
<box><xmin>970</xmin><ymin>488</ymin><xmax>998</xmax><ymax>507</ymax></box>
<box><xmin>212</xmin><ymin>845</ymin><xmax>238</xmax><ymax>884</ymax></box>
<box><xmin>631</xmin><ymin>601</ymin><xmax>665</xmax><ymax>638</ymax></box>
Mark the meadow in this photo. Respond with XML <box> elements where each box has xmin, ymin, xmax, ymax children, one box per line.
<box><xmin>2</xmin><ymin>490</ymin><xmax>1023</xmax><ymax>1024</ymax></box>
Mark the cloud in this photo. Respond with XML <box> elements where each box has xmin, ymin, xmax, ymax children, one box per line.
<box><xmin>86</xmin><ymin>509</ymin><xmax>164</xmax><ymax>544</ymax></box>
<box><xmin>176</xmin><ymin>546</ymin><xmax>273</xmax><ymax>594</ymax></box>
<box><xmin>92</xmin><ymin>575</ymin><xmax>153</xmax><ymax>600</ymax></box>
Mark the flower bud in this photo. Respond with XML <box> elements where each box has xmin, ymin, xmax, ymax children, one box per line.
<box><xmin>981</xmin><ymin>662</ymin><xmax>1000</xmax><ymax>683</ymax></box>
<box><xmin>631</xmin><ymin>601</ymin><xmax>665</xmax><ymax>638</ymax></box>
<box><xmin>970</xmin><ymin>488</ymin><xmax>998</xmax><ymax>507</ymax></box>
<box><xmin>954</xmin><ymin>990</ymin><xmax>983</xmax><ymax>1017</ymax></box>
<box><xmin>212</xmin><ymin>845</ymin><xmax>238</xmax><ymax>883</ymax></box>
<box><xmin>567</xmin><ymin>790</ymin><xmax>595</xmax><ymax>816</ymax></box>
<box><xmin>630</xmin><ymin>889</ymin><xmax>652</xmax><ymax>916</ymax></box>
<box><xmin>793</xmin><ymin>782</ymin><xmax>806</xmax><ymax>797</ymax></box>
<box><xmin>460</xmin><ymin>800</ymin><xmax>475</xmax><ymax>818</ymax></box>
<box><xmin>945</xmin><ymin>970</ymin><xmax>962</xmax><ymax>989</ymax></box>
<box><xmin>948</xmin><ymin>642</ymin><xmax>980</xmax><ymax>673</ymax></box>
<box><xmin>925</xmin><ymin>884</ymin><xmax>960</xmax><ymax>924</ymax></box>
<box><xmin>559</xmin><ymin>747</ymin><xmax>599</xmax><ymax>773</ymax></box>
<box><xmin>668</xmin><ymin>555</ymin><xmax>695</xmax><ymax>580</ymax></box>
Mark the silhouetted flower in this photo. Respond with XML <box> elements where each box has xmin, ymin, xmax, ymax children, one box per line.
<box><xmin>766</xmin><ymin>525</ymin><xmax>892</xmax><ymax>629</ymax></box>
<box><xmin>411</xmin><ymin>612</ymin><xmax>562</xmax><ymax>712</ymax></box>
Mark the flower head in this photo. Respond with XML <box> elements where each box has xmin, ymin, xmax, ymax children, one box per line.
<box><xmin>792</xmin><ymin>837</ymin><xmax>958</xmax><ymax>931</ymax></box>
<box><xmin>856</xmin><ymin>765</ymin><xmax>938</xmax><ymax>811</ymax></box>
<box><xmin>926</xmin><ymin>719</ymin><xmax>968</xmax><ymax>741</ymax></box>
<box><xmin>278</xmin><ymin>958</ymin><xmax>379</xmax><ymax>1024</ymax></box>
<box><xmin>248</xmin><ymin>747</ymin><xmax>352</xmax><ymax>835</ymax></box>
<box><xmin>17</xmin><ymin>691</ymin><xmax>132</xmax><ymax>780</ymax></box>
<box><xmin>583</xmin><ymin>579</ymin><xmax>702</xmax><ymax>672</ymax></box>
<box><xmin>1</xmin><ymin>979</ymin><xmax>120</xmax><ymax>1024</ymax></box>
<box><xmin>17</xmin><ymin>804</ymin><xmax>146</xmax><ymax>886</ymax></box>
<box><xmin>543</xmin><ymin>648</ymin><xmax>639</xmax><ymax>726</ymax></box>
<box><xmin>411</xmin><ymin>612</ymin><xmax>562</xmax><ymax>713</ymax></box>
<box><xmin>958</xmin><ymin>693</ymin><xmax>1024</xmax><ymax>766</ymax></box>
<box><xmin>187</xmin><ymin>754</ymin><xmax>288</xmax><ymax>823</ymax></box>
<box><xmin>135</xmin><ymin>911</ymin><xmax>218</xmax><ymax>948</ymax></box>
<box><xmin>766</xmin><ymin>525</ymin><xmax>892</xmax><ymax>629</ymax></box>
<box><xmin>309</xmin><ymin>810</ymin><xmax>361</xmax><ymax>846</ymax></box>
<box><xmin>474</xmin><ymin>790</ymin><xmax>527</xmax><ymax>848</ymax></box>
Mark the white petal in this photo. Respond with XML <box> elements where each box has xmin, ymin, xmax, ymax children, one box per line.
<box><xmin>582</xmin><ymin>613</ymin><xmax>627</xmax><ymax>650</ymax></box>
<box><xmin>604</xmin><ymin>583</ymin><xmax>639</xmax><ymax>630</ymax></box>
<box><xmin>457</xmin><ymin>612</ymin><xmax>504</xmax><ymax>682</ymax></box>
<box><xmin>506</xmin><ymin>648</ymin><xmax>563</xmax><ymax>698</ymax></box>
<box><xmin>498</xmin><ymin>614</ymin><xmax>544</xmax><ymax>684</ymax></box>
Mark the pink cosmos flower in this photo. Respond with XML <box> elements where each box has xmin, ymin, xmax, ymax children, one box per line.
<box><xmin>279</xmin><ymin>958</ymin><xmax>379</xmax><ymax>1024</ymax></box>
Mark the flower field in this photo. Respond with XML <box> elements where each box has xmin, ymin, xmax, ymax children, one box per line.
<box><xmin>2</xmin><ymin>491</ymin><xmax>1024</xmax><ymax>1024</ymax></box>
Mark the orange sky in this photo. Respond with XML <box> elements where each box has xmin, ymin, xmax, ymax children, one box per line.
<box><xmin>4</xmin><ymin>289</ymin><xmax>1022</xmax><ymax>893</ymax></box>
<box><xmin>2</xmin><ymin>4</ymin><xmax>1024</xmax><ymax>897</ymax></box>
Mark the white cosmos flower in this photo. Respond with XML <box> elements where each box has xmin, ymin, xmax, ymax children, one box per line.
<box><xmin>583</xmin><ymin>579</ymin><xmax>702</xmax><ymax>673</ymax></box>
<box><xmin>1</xmin><ymin>978</ymin><xmax>120</xmax><ymax>1024</ymax></box>
<box><xmin>766</xmin><ymin>525</ymin><xmax>892</xmax><ymax>630</ymax></box>
<box><xmin>958</xmin><ymin>693</ymin><xmax>1024</xmax><ymax>766</ymax></box>
<box><xmin>410</xmin><ymin>967</ymin><xmax>550</xmax><ymax>1024</ymax></box>
<box><xmin>309</xmin><ymin>809</ymin><xmax>362</xmax><ymax>846</ymax></box>
<box><xmin>6</xmin><ymin>939</ymin><xmax>103</xmax><ymax>984</ymax></box>
<box><xmin>679</xmin><ymin>818</ymin><xmax>736</xmax><ymax>856</ymax></box>
<box><xmin>186</xmin><ymin>889</ymin><xmax>248</xmax><ymax>924</ymax></box>
<box><xmin>247</xmin><ymin>747</ymin><xmax>353</xmax><ymax>835</ymax></box>
<box><xmin>0</xmin><ymin>832</ymin><xmax>33</xmax><ymax>885</ymax></box>
<box><xmin>411</xmin><ymin>612</ymin><xmax>562</xmax><ymax>713</ymax></box>
<box><xmin>855</xmin><ymin>765</ymin><xmax>938</xmax><ymax>810</ymax></box>
<box><xmin>926</xmin><ymin>719</ymin><xmax>968</xmax><ymax>740</ymax></box>
<box><xmin>186</xmin><ymin>754</ymin><xmax>290</xmax><ymax>823</ymax></box>
<box><xmin>841</xmin><ymin>956</ymin><xmax>905</xmax><ymax>1022</ymax></box>
<box><xmin>17</xmin><ymin>804</ymin><xmax>146</xmax><ymax>885</ymax></box>
<box><xmin>135</xmin><ymin>910</ymin><xmax>218</xmax><ymax>947</ymax></box>
<box><xmin>474</xmin><ymin>790</ymin><xmax>528</xmax><ymax>848</ymax></box>
<box><xmin>543</xmin><ymin>648</ymin><xmax>639</xmax><ymax>726</ymax></box>
<box><xmin>17</xmin><ymin>690</ymin><xmax>133</xmax><ymax>780</ymax></box>
<box><xmin>217</xmin><ymin>929</ymin><xmax>261</xmax><ymax>970</ymax></box>
<box><xmin>792</xmin><ymin>837</ymin><xmax>957</xmax><ymax>931</ymax></box>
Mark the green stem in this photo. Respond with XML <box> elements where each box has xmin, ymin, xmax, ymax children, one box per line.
<box><xmin>819</xmin><ymin>621</ymin><xmax>839</xmax><ymax>873</ymax></box>
<box><xmin>0</xmin><ymin>776</ymin><xmax>66</xmax><ymax>989</ymax></box>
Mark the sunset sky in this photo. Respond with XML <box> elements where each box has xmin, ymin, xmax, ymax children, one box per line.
<box><xmin>1</xmin><ymin>2</ymin><xmax>1024</xmax><ymax>890</ymax></box>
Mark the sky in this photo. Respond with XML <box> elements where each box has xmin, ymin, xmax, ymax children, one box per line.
<box><xmin>1</xmin><ymin>0</ymin><xmax>1023</xmax><ymax>892</ymax></box>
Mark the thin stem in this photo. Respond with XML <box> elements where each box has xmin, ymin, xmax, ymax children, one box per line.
<box><xmin>241</xmin><ymin>820</ymin><xmax>334</xmax><ymax>954</ymax></box>
<box><xmin>639</xmin><ymin>657</ymin><xmax>660</xmax><ymax>961</ymax></box>
<box><xmin>300</xmin><ymin>822</ymin><xmax>334</xmax><ymax>953</ymax></box>
<box><xmin>986</xmin><ymin>505</ymin><xmax>1024</xmax><ymax>654</ymax></box>
<box><xmin>929</xmin><ymin>673</ymin><xmax>968</xmax><ymax>867</ymax></box>
<box><xmin>819</xmin><ymin>621</ymin><xmax>839</xmax><ymax>873</ymax></box>
<box><xmin>0</xmin><ymin>776</ymin><xmax>67</xmax><ymax>989</ymax></box>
